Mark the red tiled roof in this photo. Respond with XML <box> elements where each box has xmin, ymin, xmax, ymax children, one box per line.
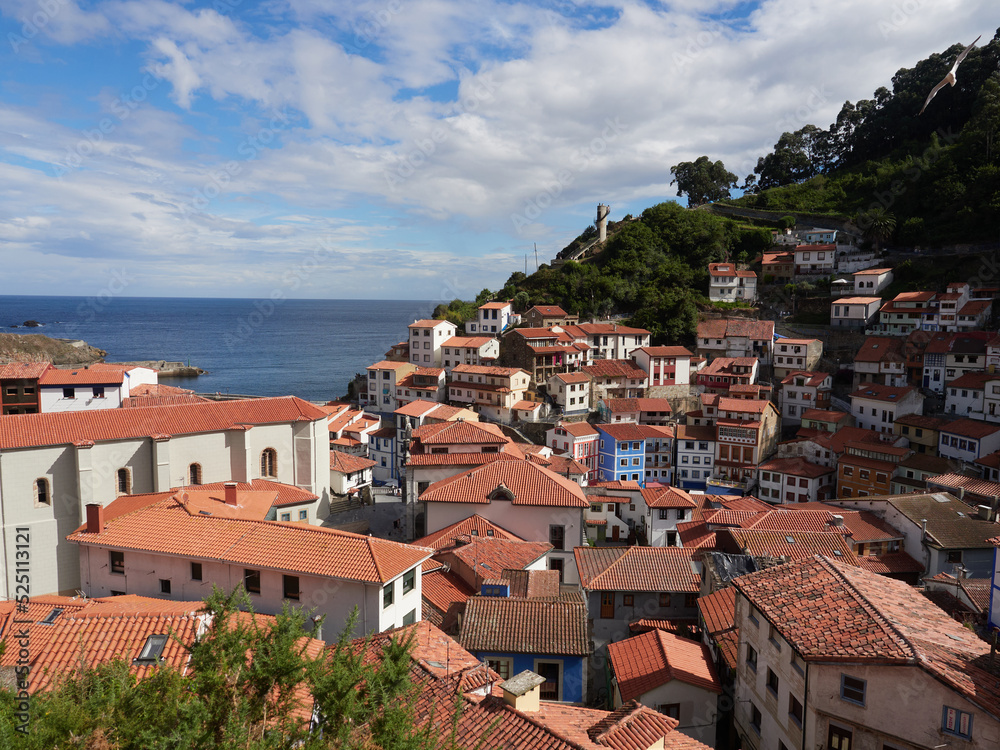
<box><xmin>413</xmin><ymin>514</ymin><xmax>523</xmax><ymax>550</ymax></box>
<box><xmin>640</xmin><ymin>486</ymin><xmax>696</xmax><ymax>509</ymax></box>
<box><xmin>676</xmin><ymin>521</ymin><xmax>716</xmax><ymax>548</ymax></box>
<box><xmin>67</xmin><ymin>494</ymin><xmax>432</xmax><ymax>584</ymax></box>
<box><xmin>698</xmin><ymin>587</ymin><xmax>736</xmax><ymax>636</ymax></box>
<box><xmin>583</xmin><ymin>360</ymin><xmax>648</xmax><ymax>379</ymax></box>
<box><xmin>855</xmin><ymin>551</ymin><xmax>925</xmax><ymax>575</ymax></box>
<box><xmin>634</xmin><ymin>346</ymin><xmax>693</xmax><ymax>357</ymax></box>
<box><xmin>893</xmin><ymin>413</ymin><xmax>950</xmax><ymax>430</ymax></box>
<box><xmin>451</xmin><ymin>538</ymin><xmax>553</xmax><ymax>581</ymax></box>
<box><xmin>367</xmin><ymin>359</ymin><xmax>417</xmax><ymax>370</ymax></box>
<box><xmin>452</xmin><ymin>364</ymin><xmax>526</xmax><ymax>377</ymax></box>
<box><xmin>459</xmin><ymin>593</ymin><xmax>590</xmax><ymax>655</ymax></box>
<box><xmin>408</xmin><ymin>319</ymin><xmax>453</xmax><ymax>328</ymax></box>
<box><xmin>0</xmin><ymin>396</ymin><xmax>327</xmax><ymax>449</ymax></box>
<box><xmin>552</xmin><ymin>371</ymin><xmax>591</xmax><ymax>384</ymax></box>
<box><xmin>412</xmin><ymin>420</ymin><xmax>509</xmax><ymax>445</ymax></box>
<box><xmin>394</xmin><ymin>400</ymin><xmax>471</xmax><ymax>419</ymax></box>
<box><xmin>0</xmin><ymin>362</ymin><xmax>51</xmax><ymax>379</ymax></box>
<box><xmin>528</xmin><ymin>305</ymin><xmax>569</xmax><ymax>316</ymax></box>
<box><xmin>443</xmin><ymin>336</ymin><xmax>495</xmax><ymax>348</ymax></box>
<box><xmin>926</xmin><ymin>473</ymin><xmax>1000</xmax><ymax>499</ymax></box>
<box><xmin>834</xmin><ymin>296</ymin><xmax>882</xmax><ymax>305</ymax></box>
<box><xmin>940</xmin><ymin>418</ymin><xmax>1000</xmax><ymax>439</ymax></box>
<box><xmin>39</xmin><ymin>367</ymin><xmax>125</xmax><ymax>385</ymax></box>
<box><xmin>574</xmin><ymin>547</ymin><xmax>699</xmax><ymax>592</ymax></box>
<box><xmin>419</xmin><ymin>460</ymin><xmax>588</xmax><ymax>508</ymax></box>
<box><xmin>947</xmin><ymin>371</ymin><xmax>994</xmax><ymax>390</ymax></box>
<box><xmin>421</xmin><ymin>568</ymin><xmax>475</xmax><ymax>620</ymax></box>
<box><xmin>725</xmin><ymin>528</ymin><xmax>859</xmax><ymax>563</ymax></box>
<box><xmin>780</xmin><ymin>370</ymin><xmax>829</xmax><ymax>387</ymax></box>
<box><xmin>193</xmin><ymin>479</ymin><xmax>318</xmax><ymax>509</ymax></box>
<box><xmin>854</xmin><ymin>267</ymin><xmax>892</xmax><ymax>275</ymax></box>
<box><xmin>758</xmin><ymin>457</ymin><xmax>834</xmax><ymax>479</ymax></box>
<box><xmin>329</xmin><ymin>450</ymin><xmax>377</xmax><ymax>474</ymax></box>
<box><xmin>800</xmin><ymin>408</ymin><xmax>850</xmax><ymax>424</ymax></box>
<box><xmin>608</xmin><ymin>629</ymin><xmax>721</xmax><ymax>701</ymax></box>
<box><xmin>850</xmin><ymin>383</ymin><xmax>917</xmax><ymax>402</ymax></box>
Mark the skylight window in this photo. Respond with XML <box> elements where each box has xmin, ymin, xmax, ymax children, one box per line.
<box><xmin>785</xmin><ymin>536</ymin><xmax>795</xmax><ymax>544</ymax></box>
<box><xmin>135</xmin><ymin>634</ymin><xmax>169</xmax><ymax>664</ymax></box>
<box><xmin>40</xmin><ymin>608</ymin><xmax>63</xmax><ymax>625</ymax></box>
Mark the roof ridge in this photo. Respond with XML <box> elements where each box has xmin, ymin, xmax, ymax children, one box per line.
<box><xmin>814</xmin><ymin>556</ymin><xmax>917</xmax><ymax>662</ymax></box>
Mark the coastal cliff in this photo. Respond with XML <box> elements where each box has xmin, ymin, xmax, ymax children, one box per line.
<box><xmin>0</xmin><ymin>332</ymin><xmax>107</xmax><ymax>365</ymax></box>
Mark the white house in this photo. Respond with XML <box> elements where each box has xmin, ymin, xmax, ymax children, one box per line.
<box><xmin>555</xmin><ymin>323</ymin><xmax>651</xmax><ymax>361</ymax></box>
<box><xmin>944</xmin><ymin>371</ymin><xmax>993</xmax><ymax>420</ymax></box>
<box><xmin>757</xmin><ymin>456</ymin><xmax>836</xmax><ymax>504</ymax></box>
<box><xmin>408</xmin><ymin>319</ymin><xmax>458</xmax><ymax>367</ymax></box>
<box><xmin>0</xmin><ymin>396</ymin><xmax>332</xmax><ymax>598</ymax></box>
<box><xmin>466</xmin><ymin>300</ymin><xmax>514</xmax><ymax>336</ymax></box>
<box><xmin>793</xmin><ymin>244</ymin><xmax>835</xmax><ymax>276</ymax></box>
<box><xmin>440</xmin><ymin>336</ymin><xmax>500</xmax><ymax>370</ymax></box>
<box><xmin>675</xmin><ymin>424</ymin><xmax>716</xmax><ymax>492</ymax></box>
<box><xmin>708</xmin><ymin>263</ymin><xmax>758</xmax><ymax>303</ymax></box>
<box><xmin>850</xmin><ymin>383</ymin><xmax>923</xmax><ymax>434</ymax></box>
<box><xmin>831</xmin><ymin>297</ymin><xmax>882</xmax><ymax>329</ymax></box>
<box><xmin>778</xmin><ymin>371</ymin><xmax>832</xmax><ymax>426</ymax></box>
<box><xmin>418</xmin><ymin>459</ymin><xmax>589</xmax><ymax>585</ymax></box>
<box><xmin>546</xmin><ymin>371</ymin><xmax>591</xmax><ymax>415</ymax></box>
<box><xmin>69</xmin><ymin>490</ymin><xmax>432</xmax><ymax>640</ymax></box>
<box><xmin>37</xmin><ymin>364</ymin><xmax>159</xmax><ymax>413</ymax></box>
<box><xmin>938</xmin><ymin>418</ymin><xmax>1000</xmax><ymax>464</ymax></box>
<box><xmin>546</xmin><ymin>421</ymin><xmax>600</xmax><ymax>483</ymax></box>
<box><xmin>639</xmin><ymin>485</ymin><xmax>697</xmax><ymax>547</ymax></box>
<box><xmin>330</xmin><ymin>450</ymin><xmax>376</xmax><ymax>495</ymax></box>
<box><xmin>852</xmin><ymin>267</ymin><xmax>893</xmax><ymax>295</ymax></box>
<box><xmin>631</xmin><ymin>346</ymin><xmax>693</xmax><ymax>388</ymax></box>
<box><xmin>448</xmin><ymin>365</ymin><xmax>531</xmax><ymax>423</ymax></box>
<box><xmin>364</xmin><ymin>360</ymin><xmax>417</xmax><ymax>414</ymax></box>
<box><xmin>772</xmin><ymin>339</ymin><xmax>823</xmax><ymax>379</ymax></box>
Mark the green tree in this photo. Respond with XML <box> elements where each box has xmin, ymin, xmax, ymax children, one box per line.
<box><xmin>856</xmin><ymin>206</ymin><xmax>896</xmax><ymax>251</ymax></box>
<box><xmin>669</xmin><ymin>156</ymin><xmax>738</xmax><ymax>206</ymax></box>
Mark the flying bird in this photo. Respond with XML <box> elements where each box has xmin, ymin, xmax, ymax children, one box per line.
<box><xmin>920</xmin><ymin>35</ymin><xmax>982</xmax><ymax>115</ymax></box>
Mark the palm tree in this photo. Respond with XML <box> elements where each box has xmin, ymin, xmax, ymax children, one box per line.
<box><xmin>856</xmin><ymin>207</ymin><xmax>896</xmax><ymax>252</ymax></box>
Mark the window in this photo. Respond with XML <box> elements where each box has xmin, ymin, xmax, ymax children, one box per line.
<box><xmin>34</xmin><ymin>477</ymin><xmax>51</xmax><ymax>507</ymax></box>
<box><xmin>110</xmin><ymin>550</ymin><xmax>124</xmax><ymax>575</ymax></box>
<box><xmin>942</xmin><ymin>706</ymin><xmax>973</xmax><ymax>739</ymax></box>
<box><xmin>63</xmin><ymin>387</ymin><xmax>75</xmax><ymax>399</ymax></box>
<box><xmin>383</xmin><ymin>583</ymin><xmax>394</xmax><ymax>608</ymax></box>
<box><xmin>658</xmin><ymin>509</ymin><xmax>668</xmax><ymax>520</ymax></box>
<box><xmin>746</xmin><ymin>644</ymin><xmax>757</xmax><ymax>672</ymax></box>
<box><xmin>766</xmin><ymin>668</ymin><xmax>779</xmax><ymax>696</ymax></box>
<box><xmin>281</xmin><ymin>512</ymin><xmax>291</xmax><ymax>521</ymax></box>
<box><xmin>159</xmin><ymin>579</ymin><xmax>171</xmax><ymax>595</ymax></box>
<box><xmin>749</xmin><ymin>605</ymin><xmax>760</xmax><ymax>626</ymax></box>
<box><xmin>260</xmin><ymin>448</ymin><xmax>277</xmax><ymax>477</ymax></box>
<box><xmin>789</xmin><ymin>694</ymin><xmax>803</xmax><ymax>726</ymax></box>
<box><xmin>750</xmin><ymin>704</ymin><xmax>762</xmax><ymax>735</ymax></box>
<box><xmin>791</xmin><ymin>651</ymin><xmax>804</xmax><ymax>675</ymax></box>
<box><xmin>135</xmin><ymin>634</ymin><xmax>168</xmax><ymax>664</ymax></box>
<box><xmin>676</xmin><ymin>509</ymin><xmax>686</xmax><ymax>520</ymax></box>
<box><xmin>244</xmin><ymin>569</ymin><xmax>261</xmax><ymax>594</ymax></box>
<box><xmin>283</xmin><ymin>575</ymin><xmax>300</xmax><ymax>600</ymax></box>
<box><xmin>402</xmin><ymin>609</ymin><xmax>416</xmax><ymax>626</ymax></box>
<box><xmin>92</xmin><ymin>386</ymin><xmax>105</xmax><ymax>398</ymax></box>
<box><xmin>299</xmin><ymin>510</ymin><xmax>307</xmax><ymax>520</ymax></box>
<box><xmin>189</xmin><ymin>463</ymin><xmax>202</xmax><ymax>485</ymax></box>
<box><xmin>769</xmin><ymin>623</ymin><xmax>781</xmax><ymax>649</ymax></box>
<box><xmin>840</xmin><ymin>674</ymin><xmax>866</xmax><ymax>706</ymax></box>
<box><xmin>402</xmin><ymin>568</ymin><xmax>416</xmax><ymax>594</ymax></box>
<box><xmin>549</xmin><ymin>525</ymin><xmax>565</xmax><ymax>550</ymax></box>
<box><xmin>623</xmin><ymin>594</ymin><xmax>634</xmax><ymax>606</ymax></box>
<box><xmin>116</xmin><ymin>468</ymin><xmax>131</xmax><ymax>495</ymax></box>
<box><xmin>191</xmin><ymin>562</ymin><xmax>202</xmax><ymax>581</ymax></box>
<box><xmin>657</xmin><ymin>704</ymin><xmax>680</xmax><ymax>719</ymax></box>
<box><xmin>488</xmin><ymin>658</ymin><xmax>512</xmax><ymax>680</ymax></box>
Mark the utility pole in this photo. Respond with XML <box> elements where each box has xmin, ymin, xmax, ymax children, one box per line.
<box><xmin>534</xmin><ymin>243</ymin><xmax>539</xmax><ymax>271</ymax></box>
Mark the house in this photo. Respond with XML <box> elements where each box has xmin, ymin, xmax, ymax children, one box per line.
<box><xmin>365</xmin><ymin>360</ymin><xmax>418</xmax><ymax>414</ymax></box>
<box><xmin>778</xmin><ymin>371</ymin><xmax>832</xmax><ymax>427</ymax></box>
<box><xmin>459</xmin><ymin>581</ymin><xmax>590</xmax><ymax>703</ymax></box>
<box><xmin>830</xmin><ymin>492</ymin><xmax>1000</xmax><ymax>577</ymax></box>
<box><xmin>330</xmin><ymin>450</ymin><xmax>376</xmax><ymax>495</ymax></box>
<box><xmin>369</xmin><ymin>426</ymin><xmax>397</xmax><ymax>483</ymax></box>
<box><xmin>0</xmin><ymin>396</ymin><xmax>331</xmax><ymax>597</ymax></box>
<box><xmin>708</xmin><ymin>263</ymin><xmax>757</xmax><ymax>303</ymax></box>
<box><xmin>890</xmin><ymin>453</ymin><xmax>959</xmax><ymax>495</ymax></box>
<box><xmin>695</xmin><ymin>319</ymin><xmax>774</xmax><ymax>364</ymax></box>
<box><xmin>596</xmin><ymin>423</ymin><xmax>675</xmax><ymax>487</ymax></box>
<box><xmin>852</xmin><ymin>267</ymin><xmax>893</xmax><ymax>294</ymax></box>
<box><xmin>892</xmin><ymin>413</ymin><xmax>950</xmax><ymax>455</ymax></box>
<box><xmin>556</xmin><ymin>323</ymin><xmax>651</xmax><ymax>361</ymax></box>
<box><xmin>582</xmin><ymin>360</ymin><xmax>648</xmax><ymax>401</ymax></box>
<box><xmin>792</xmin><ymin>244</ymin><xmax>835</xmax><ymax>276</ymax></box>
<box><xmin>393</xmin><ymin>400</ymin><xmax>478</xmax><ymax>480</ymax></box>
<box><xmin>640</xmin><ymin>485</ymin><xmax>697</xmax><ymax>546</ymax></box>
<box><xmin>925</xmin><ymin>473</ymin><xmax>1000</xmax><ymax>510</ymax></box>
<box><xmin>830</xmin><ymin>297</ymin><xmax>882</xmax><ymax>329</ymax></box>
<box><xmin>498</xmin><ymin>328</ymin><xmax>591</xmax><ymax>387</ymax></box>
<box><xmin>849</xmin><ymin>383</ymin><xmax>923</xmax><ymax>434</ymax></box>
<box><xmin>733</xmin><ymin>555</ymin><xmax>1000</xmax><ymax>750</ymax></box>
<box><xmin>448</xmin><ymin>365</ymin><xmax>530</xmax><ymax>423</ymax></box>
<box><xmin>394</xmin><ymin>367</ymin><xmax>447</xmax><ymax>407</ymax></box>
<box><xmin>0</xmin><ymin>361</ymin><xmax>50</xmax><ymax>414</ymax></box>
<box><xmin>922</xmin><ymin>331</ymin><xmax>991</xmax><ymax>393</ymax></box>
<box><xmin>630</xmin><ymin>346</ymin><xmax>693</xmax><ymax>388</ymax></box>
<box><xmin>466</xmin><ymin>300</ymin><xmax>514</xmax><ymax>336</ymax></box>
<box><xmin>877</xmin><ymin>291</ymin><xmax>937</xmax><ymax>335</ymax></box>
<box><xmin>607</xmin><ymin>629</ymin><xmax>722</xmax><ymax>748</ymax></box>
<box><xmin>694</xmin><ymin>357</ymin><xmax>759</xmax><ymax>394</ymax></box>
<box><xmin>408</xmin><ymin>319</ymin><xmax>458</xmax><ymax>367</ymax></box>
<box><xmin>546</xmin><ymin>421</ymin><xmax>600</xmax><ymax>483</ymax></box>
<box><xmin>757</xmin><ymin>457</ymin><xmax>836</xmax><ymax>504</ymax></box>
<box><xmin>799</xmin><ymin>408</ymin><xmax>853</xmax><ymax>432</ymax></box>
<box><xmin>710</xmin><ymin>399</ymin><xmax>782</xmax><ymax>495</ymax></box>
<box><xmin>574</xmin><ymin>546</ymin><xmax>701</xmax><ymax>647</ymax></box>
<box><xmin>721</xmin><ymin>527</ymin><xmax>858</xmax><ymax>564</ymax></box>
<box><xmin>34</xmin><ymin>364</ymin><xmax>159</xmax><ymax>412</ymax></box>
<box><xmin>675</xmin><ymin>425</ymin><xmax>717</xmax><ymax>492</ymax></box>
<box><xmin>547</xmin><ymin>371</ymin><xmax>592</xmax><ymax>415</ymax></box>
<box><xmin>68</xmin><ymin>489</ymin><xmax>433</xmax><ymax>638</ymax></box>
<box><xmin>771</xmin><ymin>339</ymin><xmax>822</xmax><ymax>379</ymax></box>
<box><xmin>938</xmin><ymin>418</ymin><xmax>1000</xmax><ymax>464</ymax></box>
<box><xmin>418</xmin><ymin>459</ymin><xmax>589</xmax><ymax>584</ymax></box>
<box><xmin>404</xmin><ymin>420</ymin><xmax>519</xmax><ymax>500</ymax></box>
<box><xmin>944</xmin><ymin>371</ymin><xmax>993</xmax><ymax>419</ymax></box>
<box><xmin>439</xmin><ymin>336</ymin><xmax>501</xmax><ymax>371</ymax></box>
<box><xmin>852</xmin><ymin>336</ymin><xmax>907</xmax><ymax>389</ymax></box>
<box><xmin>837</xmin><ymin>441</ymin><xmax>912</xmax><ymax>498</ymax></box>
<box><xmin>523</xmin><ymin>305</ymin><xmax>578</xmax><ymax>328</ymax></box>
<box><xmin>761</xmin><ymin>251</ymin><xmax>795</xmax><ymax>282</ymax></box>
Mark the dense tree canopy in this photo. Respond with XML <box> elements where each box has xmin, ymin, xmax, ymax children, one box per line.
<box><xmin>669</xmin><ymin>156</ymin><xmax>739</xmax><ymax>205</ymax></box>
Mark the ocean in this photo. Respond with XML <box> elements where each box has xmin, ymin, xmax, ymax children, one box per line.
<box><xmin>0</xmin><ymin>296</ymin><xmax>436</xmax><ymax>402</ymax></box>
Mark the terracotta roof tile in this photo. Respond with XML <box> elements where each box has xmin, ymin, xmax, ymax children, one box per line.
<box><xmin>412</xmin><ymin>420</ymin><xmax>509</xmax><ymax>445</ymax></box>
<box><xmin>329</xmin><ymin>450</ymin><xmax>377</xmax><ymax>473</ymax></box>
<box><xmin>0</xmin><ymin>362</ymin><xmax>51</xmax><ymax>379</ymax></box>
<box><xmin>635</xmin><ymin>346</ymin><xmax>693</xmax><ymax>357</ymax></box>
<box><xmin>419</xmin><ymin>460</ymin><xmax>588</xmax><ymax>508</ymax></box>
<box><xmin>855</xmin><ymin>551</ymin><xmax>925</xmax><ymax>575</ymax></box>
<box><xmin>640</xmin><ymin>486</ymin><xmax>697</xmax><ymax>509</ymax></box>
<box><xmin>413</xmin><ymin>515</ymin><xmax>523</xmax><ymax>550</ymax></box>
<box><xmin>724</xmin><ymin>528</ymin><xmax>859</xmax><ymax>563</ymax></box>
<box><xmin>451</xmin><ymin>539</ymin><xmax>553</xmax><ymax>580</ymax></box>
<box><xmin>555</xmin><ymin>421</ymin><xmax>600</xmax><ymax>438</ymax></box>
<box><xmin>39</xmin><ymin>367</ymin><xmax>126</xmax><ymax>385</ymax></box>
<box><xmin>608</xmin><ymin>630</ymin><xmax>721</xmax><ymax>701</ymax></box>
<box><xmin>459</xmin><ymin>593</ymin><xmax>590</xmax><ymax>655</ymax></box>
<box><xmin>697</xmin><ymin>587</ymin><xmax>736</xmax><ymax>636</ymax></box>
<box><xmin>574</xmin><ymin>547</ymin><xmax>699</xmax><ymax>592</ymax></box>
<box><xmin>940</xmin><ymin>418</ymin><xmax>1000</xmax><ymax>439</ymax></box>
<box><xmin>583</xmin><ymin>360</ymin><xmax>648</xmax><ymax>380</ymax></box>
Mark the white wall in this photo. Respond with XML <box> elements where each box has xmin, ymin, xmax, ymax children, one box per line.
<box><xmin>40</xmin><ymin>384</ymin><xmax>125</xmax><ymax>412</ymax></box>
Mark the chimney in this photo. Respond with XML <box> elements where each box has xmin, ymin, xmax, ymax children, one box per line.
<box><xmin>921</xmin><ymin>518</ymin><xmax>928</xmax><ymax>538</ymax></box>
<box><xmin>224</xmin><ymin>482</ymin><xmax>238</xmax><ymax>506</ymax></box>
<box><xmin>829</xmin><ymin>514</ymin><xmax>844</xmax><ymax>527</ymax></box>
<box><xmin>500</xmin><ymin>671</ymin><xmax>546</xmax><ymax>712</ymax></box>
<box><xmin>311</xmin><ymin>614</ymin><xmax>323</xmax><ymax>641</ymax></box>
<box><xmin>978</xmin><ymin>504</ymin><xmax>993</xmax><ymax>521</ymax></box>
<box><xmin>958</xmin><ymin>486</ymin><xmax>966</xmax><ymax>500</ymax></box>
<box><xmin>85</xmin><ymin>503</ymin><xmax>104</xmax><ymax>534</ymax></box>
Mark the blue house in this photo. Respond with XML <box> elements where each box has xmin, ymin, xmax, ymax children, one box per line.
<box><xmin>458</xmin><ymin>576</ymin><xmax>591</xmax><ymax>704</ymax></box>
<box><xmin>597</xmin><ymin>424</ymin><xmax>649</xmax><ymax>486</ymax></box>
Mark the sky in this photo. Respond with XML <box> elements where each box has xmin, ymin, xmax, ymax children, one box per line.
<box><xmin>0</xmin><ymin>0</ymin><xmax>994</xmax><ymax>303</ymax></box>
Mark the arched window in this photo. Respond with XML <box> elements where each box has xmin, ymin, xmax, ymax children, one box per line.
<box><xmin>116</xmin><ymin>468</ymin><xmax>131</xmax><ymax>495</ymax></box>
<box><xmin>189</xmin><ymin>463</ymin><xmax>202</xmax><ymax>485</ymax></box>
<box><xmin>34</xmin><ymin>478</ymin><xmax>51</xmax><ymax>507</ymax></box>
<box><xmin>260</xmin><ymin>448</ymin><xmax>277</xmax><ymax>478</ymax></box>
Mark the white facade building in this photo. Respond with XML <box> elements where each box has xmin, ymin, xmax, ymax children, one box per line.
<box><xmin>708</xmin><ymin>263</ymin><xmax>758</xmax><ymax>303</ymax></box>
<box><xmin>408</xmin><ymin>319</ymin><xmax>458</xmax><ymax>367</ymax></box>
<box><xmin>466</xmin><ymin>301</ymin><xmax>514</xmax><ymax>336</ymax></box>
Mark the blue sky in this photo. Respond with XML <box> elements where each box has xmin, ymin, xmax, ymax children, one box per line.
<box><xmin>0</xmin><ymin>0</ymin><xmax>994</xmax><ymax>301</ymax></box>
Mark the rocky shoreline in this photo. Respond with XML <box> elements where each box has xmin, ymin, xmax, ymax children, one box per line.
<box><xmin>0</xmin><ymin>332</ymin><xmax>204</xmax><ymax>376</ymax></box>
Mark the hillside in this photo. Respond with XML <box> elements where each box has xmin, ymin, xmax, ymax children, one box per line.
<box><xmin>0</xmin><ymin>332</ymin><xmax>107</xmax><ymax>365</ymax></box>
<box><xmin>436</xmin><ymin>201</ymin><xmax>776</xmax><ymax>344</ymax></box>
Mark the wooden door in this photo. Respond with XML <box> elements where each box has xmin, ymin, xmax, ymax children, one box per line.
<box><xmin>600</xmin><ymin>591</ymin><xmax>615</xmax><ymax>619</ymax></box>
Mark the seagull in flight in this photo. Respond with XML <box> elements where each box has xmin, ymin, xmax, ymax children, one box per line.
<box><xmin>920</xmin><ymin>35</ymin><xmax>982</xmax><ymax>115</ymax></box>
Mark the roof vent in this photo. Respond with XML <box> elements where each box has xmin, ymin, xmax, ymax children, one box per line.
<box><xmin>500</xmin><ymin>671</ymin><xmax>546</xmax><ymax>713</ymax></box>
